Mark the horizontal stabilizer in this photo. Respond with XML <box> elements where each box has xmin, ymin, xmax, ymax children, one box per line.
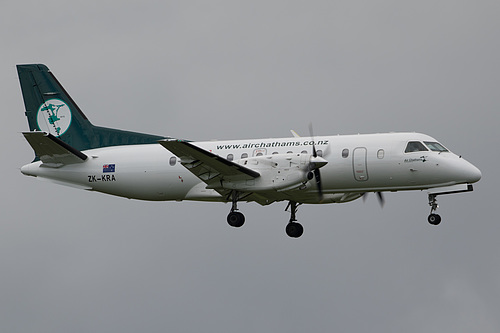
<box><xmin>23</xmin><ymin>131</ymin><xmax>88</xmax><ymax>167</ymax></box>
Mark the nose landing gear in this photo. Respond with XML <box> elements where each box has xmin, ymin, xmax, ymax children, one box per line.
<box><xmin>427</xmin><ymin>194</ymin><xmax>442</xmax><ymax>225</ymax></box>
<box><xmin>426</xmin><ymin>184</ymin><xmax>475</xmax><ymax>226</ymax></box>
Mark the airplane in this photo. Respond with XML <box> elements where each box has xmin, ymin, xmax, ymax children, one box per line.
<box><xmin>17</xmin><ymin>64</ymin><xmax>482</xmax><ymax>238</ymax></box>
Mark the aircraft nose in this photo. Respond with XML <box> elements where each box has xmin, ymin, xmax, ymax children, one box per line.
<box><xmin>467</xmin><ymin>163</ymin><xmax>482</xmax><ymax>183</ymax></box>
<box><xmin>457</xmin><ymin>156</ymin><xmax>482</xmax><ymax>184</ymax></box>
<box><xmin>444</xmin><ymin>156</ymin><xmax>481</xmax><ymax>185</ymax></box>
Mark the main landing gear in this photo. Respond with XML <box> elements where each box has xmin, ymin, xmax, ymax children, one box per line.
<box><xmin>227</xmin><ymin>191</ymin><xmax>245</xmax><ymax>228</ymax></box>
<box><xmin>427</xmin><ymin>194</ymin><xmax>442</xmax><ymax>225</ymax></box>
<box><xmin>225</xmin><ymin>193</ymin><xmax>304</xmax><ymax>238</ymax></box>
<box><xmin>285</xmin><ymin>201</ymin><xmax>304</xmax><ymax>238</ymax></box>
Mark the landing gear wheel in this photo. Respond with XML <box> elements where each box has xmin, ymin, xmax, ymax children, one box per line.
<box><xmin>286</xmin><ymin>222</ymin><xmax>304</xmax><ymax>238</ymax></box>
<box><xmin>428</xmin><ymin>213</ymin><xmax>442</xmax><ymax>225</ymax></box>
<box><xmin>227</xmin><ymin>211</ymin><xmax>245</xmax><ymax>228</ymax></box>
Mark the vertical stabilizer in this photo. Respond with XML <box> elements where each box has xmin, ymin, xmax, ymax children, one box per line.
<box><xmin>17</xmin><ymin>64</ymin><xmax>166</xmax><ymax>151</ymax></box>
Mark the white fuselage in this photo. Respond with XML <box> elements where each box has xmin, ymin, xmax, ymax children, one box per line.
<box><xmin>21</xmin><ymin>132</ymin><xmax>481</xmax><ymax>204</ymax></box>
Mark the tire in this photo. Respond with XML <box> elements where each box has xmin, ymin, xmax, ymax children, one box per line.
<box><xmin>286</xmin><ymin>222</ymin><xmax>304</xmax><ymax>238</ymax></box>
<box><xmin>227</xmin><ymin>211</ymin><xmax>245</xmax><ymax>228</ymax></box>
<box><xmin>428</xmin><ymin>214</ymin><xmax>442</xmax><ymax>226</ymax></box>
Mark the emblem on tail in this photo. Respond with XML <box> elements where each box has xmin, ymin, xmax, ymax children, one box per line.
<box><xmin>37</xmin><ymin>99</ymin><xmax>72</xmax><ymax>136</ymax></box>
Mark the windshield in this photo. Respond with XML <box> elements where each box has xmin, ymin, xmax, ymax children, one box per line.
<box><xmin>424</xmin><ymin>141</ymin><xmax>449</xmax><ymax>152</ymax></box>
<box><xmin>405</xmin><ymin>141</ymin><xmax>428</xmax><ymax>153</ymax></box>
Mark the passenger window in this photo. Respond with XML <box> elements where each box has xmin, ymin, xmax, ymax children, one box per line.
<box><xmin>253</xmin><ymin>148</ymin><xmax>266</xmax><ymax>156</ymax></box>
<box><xmin>169</xmin><ymin>156</ymin><xmax>177</xmax><ymax>166</ymax></box>
<box><xmin>317</xmin><ymin>150</ymin><xmax>323</xmax><ymax>157</ymax></box>
<box><xmin>405</xmin><ymin>141</ymin><xmax>428</xmax><ymax>153</ymax></box>
<box><xmin>272</xmin><ymin>152</ymin><xmax>279</xmax><ymax>155</ymax></box>
<box><xmin>227</xmin><ymin>154</ymin><xmax>234</xmax><ymax>161</ymax></box>
<box><xmin>287</xmin><ymin>151</ymin><xmax>293</xmax><ymax>154</ymax></box>
<box><xmin>301</xmin><ymin>150</ymin><xmax>308</xmax><ymax>154</ymax></box>
<box><xmin>377</xmin><ymin>149</ymin><xmax>385</xmax><ymax>159</ymax></box>
<box><xmin>241</xmin><ymin>153</ymin><xmax>248</xmax><ymax>159</ymax></box>
<box><xmin>424</xmin><ymin>141</ymin><xmax>449</xmax><ymax>152</ymax></box>
<box><xmin>342</xmin><ymin>149</ymin><xmax>349</xmax><ymax>158</ymax></box>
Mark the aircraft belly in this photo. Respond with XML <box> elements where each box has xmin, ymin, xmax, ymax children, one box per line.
<box><xmin>184</xmin><ymin>182</ymin><xmax>224</xmax><ymax>201</ymax></box>
<box><xmin>91</xmin><ymin>166</ymin><xmax>200</xmax><ymax>201</ymax></box>
<box><xmin>93</xmin><ymin>171</ymin><xmax>183</xmax><ymax>201</ymax></box>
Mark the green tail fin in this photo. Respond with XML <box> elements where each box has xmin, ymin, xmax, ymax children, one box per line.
<box><xmin>17</xmin><ymin>64</ymin><xmax>166</xmax><ymax>151</ymax></box>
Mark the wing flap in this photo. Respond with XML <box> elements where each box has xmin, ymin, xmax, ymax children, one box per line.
<box><xmin>158</xmin><ymin>140</ymin><xmax>260</xmax><ymax>185</ymax></box>
<box><xmin>23</xmin><ymin>131</ymin><xmax>88</xmax><ymax>167</ymax></box>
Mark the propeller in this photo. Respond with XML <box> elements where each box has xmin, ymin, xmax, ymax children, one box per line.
<box><xmin>362</xmin><ymin>192</ymin><xmax>385</xmax><ymax>207</ymax></box>
<box><xmin>376</xmin><ymin>192</ymin><xmax>385</xmax><ymax>207</ymax></box>
<box><xmin>308</xmin><ymin>124</ymin><xmax>328</xmax><ymax>201</ymax></box>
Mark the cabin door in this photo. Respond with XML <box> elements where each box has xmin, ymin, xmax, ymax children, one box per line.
<box><xmin>353</xmin><ymin>147</ymin><xmax>368</xmax><ymax>181</ymax></box>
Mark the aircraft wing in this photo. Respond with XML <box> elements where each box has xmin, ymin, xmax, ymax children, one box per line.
<box><xmin>23</xmin><ymin>132</ymin><xmax>88</xmax><ymax>167</ymax></box>
<box><xmin>158</xmin><ymin>139</ymin><xmax>260</xmax><ymax>185</ymax></box>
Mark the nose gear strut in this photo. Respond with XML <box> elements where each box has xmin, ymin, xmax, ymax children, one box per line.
<box><xmin>427</xmin><ymin>194</ymin><xmax>441</xmax><ymax>225</ymax></box>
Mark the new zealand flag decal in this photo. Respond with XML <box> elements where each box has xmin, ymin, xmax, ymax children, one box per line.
<box><xmin>103</xmin><ymin>164</ymin><xmax>116</xmax><ymax>173</ymax></box>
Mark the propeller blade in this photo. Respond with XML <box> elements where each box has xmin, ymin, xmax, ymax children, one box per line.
<box><xmin>376</xmin><ymin>192</ymin><xmax>385</xmax><ymax>207</ymax></box>
<box><xmin>309</xmin><ymin>123</ymin><xmax>318</xmax><ymax>158</ymax></box>
<box><xmin>361</xmin><ymin>192</ymin><xmax>385</xmax><ymax>207</ymax></box>
<box><xmin>308</xmin><ymin>123</ymin><xmax>326</xmax><ymax>201</ymax></box>
<box><xmin>314</xmin><ymin>168</ymin><xmax>323</xmax><ymax>200</ymax></box>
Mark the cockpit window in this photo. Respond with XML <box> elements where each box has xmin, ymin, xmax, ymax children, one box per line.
<box><xmin>424</xmin><ymin>141</ymin><xmax>449</xmax><ymax>152</ymax></box>
<box><xmin>405</xmin><ymin>141</ymin><xmax>428</xmax><ymax>153</ymax></box>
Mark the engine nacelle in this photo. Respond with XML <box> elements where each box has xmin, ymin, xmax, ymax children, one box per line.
<box><xmin>214</xmin><ymin>153</ymin><xmax>321</xmax><ymax>192</ymax></box>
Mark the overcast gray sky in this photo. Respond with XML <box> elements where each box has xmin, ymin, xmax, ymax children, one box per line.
<box><xmin>1</xmin><ymin>1</ymin><xmax>499</xmax><ymax>332</ymax></box>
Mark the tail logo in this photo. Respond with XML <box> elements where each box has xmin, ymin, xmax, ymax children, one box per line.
<box><xmin>36</xmin><ymin>99</ymin><xmax>72</xmax><ymax>137</ymax></box>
